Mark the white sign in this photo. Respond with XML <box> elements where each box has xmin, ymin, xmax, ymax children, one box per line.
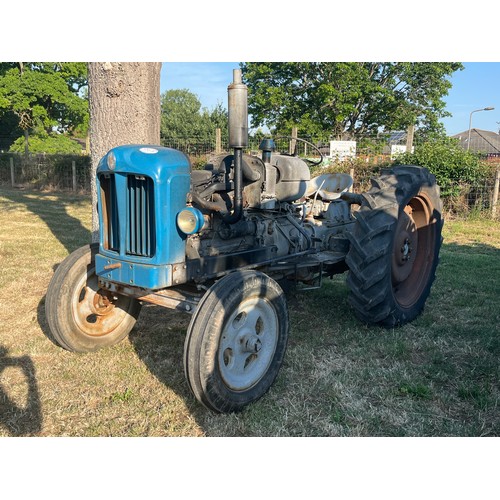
<box><xmin>390</xmin><ymin>144</ymin><xmax>414</xmax><ymax>159</ymax></box>
<box><xmin>329</xmin><ymin>141</ymin><xmax>356</xmax><ymax>160</ymax></box>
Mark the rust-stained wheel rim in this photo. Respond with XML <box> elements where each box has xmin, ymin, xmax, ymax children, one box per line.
<box><xmin>71</xmin><ymin>265</ymin><xmax>131</xmax><ymax>337</ymax></box>
<box><xmin>392</xmin><ymin>193</ymin><xmax>437</xmax><ymax>309</ymax></box>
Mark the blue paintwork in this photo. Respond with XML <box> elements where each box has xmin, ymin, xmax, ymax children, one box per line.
<box><xmin>95</xmin><ymin>145</ymin><xmax>191</xmax><ymax>290</ymax></box>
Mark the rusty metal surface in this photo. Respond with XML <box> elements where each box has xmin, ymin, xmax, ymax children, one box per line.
<box><xmin>98</xmin><ymin>280</ymin><xmax>201</xmax><ymax>313</ymax></box>
<box><xmin>103</xmin><ymin>262</ymin><xmax>122</xmax><ymax>270</ymax></box>
<box><xmin>74</xmin><ymin>273</ymin><xmax>135</xmax><ymax>337</ymax></box>
<box><xmin>392</xmin><ymin>193</ymin><xmax>435</xmax><ymax>308</ymax></box>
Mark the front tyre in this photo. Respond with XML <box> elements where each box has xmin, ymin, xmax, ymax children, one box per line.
<box><xmin>45</xmin><ymin>243</ymin><xmax>142</xmax><ymax>352</ymax></box>
<box><xmin>184</xmin><ymin>270</ymin><xmax>289</xmax><ymax>413</ymax></box>
<box><xmin>346</xmin><ymin>165</ymin><xmax>443</xmax><ymax>327</ymax></box>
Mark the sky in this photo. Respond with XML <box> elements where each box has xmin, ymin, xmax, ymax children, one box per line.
<box><xmin>160</xmin><ymin>62</ymin><xmax>500</xmax><ymax>137</ymax></box>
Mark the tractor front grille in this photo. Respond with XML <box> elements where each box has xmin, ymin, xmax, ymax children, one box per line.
<box><xmin>126</xmin><ymin>175</ymin><xmax>156</xmax><ymax>258</ymax></box>
<box><xmin>99</xmin><ymin>173</ymin><xmax>156</xmax><ymax>258</ymax></box>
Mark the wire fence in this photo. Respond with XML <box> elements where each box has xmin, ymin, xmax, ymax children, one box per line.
<box><xmin>1</xmin><ymin>139</ymin><xmax>499</xmax><ymax>219</ymax></box>
<box><xmin>0</xmin><ymin>153</ymin><xmax>91</xmax><ymax>192</ymax></box>
<box><xmin>161</xmin><ymin>132</ymin><xmax>409</xmax><ymax>160</ymax></box>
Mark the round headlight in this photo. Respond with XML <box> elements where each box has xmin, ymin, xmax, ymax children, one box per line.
<box><xmin>107</xmin><ymin>151</ymin><xmax>116</xmax><ymax>170</ymax></box>
<box><xmin>177</xmin><ymin>207</ymin><xmax>204</xmax><ymax>235</ymax></box>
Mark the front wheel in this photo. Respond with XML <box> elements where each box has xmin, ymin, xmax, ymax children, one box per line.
<box><xmin>345</xmin><ymin>165</ymin><xmax>443</xmax><ymax>327</ymax></box>
<box><xmin>45</xmin><ymin>244</ymin><xmax>142</xmax><ymax>352</ymax></box>
<box><xmin>183</xmin><ymin>270</ymin><xmax>289</xmax><ymax>413</ymax></box>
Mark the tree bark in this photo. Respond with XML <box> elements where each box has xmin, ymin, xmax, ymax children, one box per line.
<box><xmin>23</xmin><ymin>129</ymin><xmax>29</xmax><ymax>156</ymax></box>
<box><xmin>88</xmin><ymin>62</ymin><xmax>162</xmax><ymax>242</ymax></box>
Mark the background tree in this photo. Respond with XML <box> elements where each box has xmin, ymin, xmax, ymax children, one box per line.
<box><xmin>0</xmin><ymin>62</ymin><xmax>88</xmax><ymax>153</ymax></box>
<box><xmin>160</xmin><ymin>89</ymin><xmax>228</xmax><ymax>145</ymax></box>
<box><xmin>88</xmin><ymin>62</ymin><xmax>162</xmax><ymax>241</ymax></box>
<box><xmin>161</xmin><ymin>89</ymin><xmax>205</xmax><ymax>140</ymax></box>
<box><xmin>241</xmin><ymin>62</ymin><xmax>463</xmax><ymax>140</ymax></box>
<box><xmin>201</xmin><ymin>101</ymin><xmax>229</xmax><ymax>143</ymax></box>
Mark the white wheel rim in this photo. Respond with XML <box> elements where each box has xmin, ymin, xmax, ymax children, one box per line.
<box><xmin>218</xmin><ymin>296</ymin><xmax>279</xmax><ymax>391</ymax></box>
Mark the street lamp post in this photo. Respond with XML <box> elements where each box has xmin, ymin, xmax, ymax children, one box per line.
<box><xmin>467</xmin><ymin>107</ymin><xmax>495</xmax><ymax>150</ymax></box>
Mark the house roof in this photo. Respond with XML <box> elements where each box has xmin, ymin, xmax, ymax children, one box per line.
<box><xmin>452</xmin><ymin>129</ymin><xmax>500</xmax><ymax>154</ymax></box>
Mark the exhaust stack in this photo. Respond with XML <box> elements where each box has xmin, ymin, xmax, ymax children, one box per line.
<box><xmin>228</xmin><ymin>68</ymin><xmax>248</xmax><ymax>148</ymax></box>
<box><xmin>223</xmin><ymin>69</ymin><xmax>248</xmax><ymax>224</ymax></box>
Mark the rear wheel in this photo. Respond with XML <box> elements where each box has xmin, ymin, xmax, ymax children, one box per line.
<box><xmin>45</xmin><ymin>244</ymin><xmax>142</xmax><ymax>352</ymax></box>
<box><xmin>184</xmin><ymin>270</ymin><xmax>289</xmax><ymax>413</ymax></box>
<box><xmin>346</xmin><ymin>165</ymin><xmax>443</xmax><ymax>327</ymax></box>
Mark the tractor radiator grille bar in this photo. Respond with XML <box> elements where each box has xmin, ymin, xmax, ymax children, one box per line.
<box><xmin>126</xmin><ymin>175</ymin><xmax>156</xmax><ymax>258</ymax></box>
<box><xmin>100</xmin><ymin>174</ymin><xmax>120</xmax><ymax>252</ymax></box>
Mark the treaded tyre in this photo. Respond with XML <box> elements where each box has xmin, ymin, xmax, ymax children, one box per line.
<box><xmin>45</xmin><ymin>243</ymin><xmax>142</xmax><ymax>352</ymax></box>
<box><xmin>184</xmin><ymin>270</ymin><xmax>289</xmax><ymax>413</ymax></box>
<box><xmin>345</xmin><ymin>165</ymin><xmax>443</xmax><ymax>327</ymax></box>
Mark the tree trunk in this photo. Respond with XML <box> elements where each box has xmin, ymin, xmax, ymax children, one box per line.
<box><xmin>88</xmin><ymin>62</ymin><xmax>162</xmax><ymax>242</ymax></box>
<box><xmin>23</xmin><ymin>129</ymin><xmax>29</xmax><ymax>156</ymax></box>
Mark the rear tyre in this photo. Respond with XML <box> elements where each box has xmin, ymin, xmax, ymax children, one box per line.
<box><xmin>345</xmin><ymin>165</ymin><xmax>443</xmax><ymax>327</ymax></box>
<box><xmin>45</xmin><ymin>243</ymin><xmax>142</xmax><ymax>352</ymax></box>
<box><xmin>184</xmin><ymin>270</ymin><xmax>289</xmax><ymax>413</ymax></box>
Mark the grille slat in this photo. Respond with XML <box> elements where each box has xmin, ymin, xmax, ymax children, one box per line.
<box><xmin>141</xmin><ymin>181</ymin><xmax>147</xmax><ymax>255</ymax></box>
<box><xmin>100</xmin><ymin>175</ymin><xmax>119</xmax><ymax>252</ymax></box>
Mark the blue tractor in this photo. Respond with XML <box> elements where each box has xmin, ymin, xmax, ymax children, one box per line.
<box><xmin>45</xmin><ymin>69</ymin><xmax>443</xmax><ymax>413</ymax></box>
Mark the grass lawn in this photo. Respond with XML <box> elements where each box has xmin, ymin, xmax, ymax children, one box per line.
<box><xmin>0</xmin><ymin>186</ymin><xmax>499</xmax><ymax>436</ymax></box>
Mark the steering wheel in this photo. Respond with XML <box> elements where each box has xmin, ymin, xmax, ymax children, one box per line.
<box><xmin>274</xmin><ymin>136</ymin><xmax>324</xmax><ymax>167</ymax></box>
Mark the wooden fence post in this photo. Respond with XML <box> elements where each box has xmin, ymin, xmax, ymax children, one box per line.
<box><xmin>406</xmin><ymin>124</ymin><xmax>414</xmax><ymax>153</ymax></box>
<box><xmin>289</xmin><ymin>127</ymin><xmax>298</xmax><ymax>155</ymax></box>
<box><xmin>10</xmin><ymin>157</ymin><xmax>15</xmax><ymax>187</ymax></box>
<box><xmin>72</xmin><ymin>161</ymin><xmax>77</xmax><ymax>192</ymax></box>
<box><xmin>492</xmin><ymin>167</ymin><xmax>500</xmax><ymax>218</ymax></box>
<box><xmin>215</xmin><ymin>128</ymin><xmax>222</xmax><ymax>154</ymax></box>
<box><xmin>349</xmin><ymin>168</ymin><xmax>355</xmax><ymax>192</ymax></box>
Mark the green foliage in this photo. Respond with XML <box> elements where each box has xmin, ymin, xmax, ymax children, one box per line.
<box><xmin>203</xmin><ymin>102</ymin><xmax>228</xmax><ymax>140</ymax></box>
<box><xmin>457</xmin><ymin>385</ymin><xmax>492</xmax><ymax>410</ymax></box>
<box><xmin>160</xmin><ymin>89</ymin><xmax>228</xmax><ymax>143</ymax></box>
<box><xmin>161</xmin><ymin>89</ymin><xmax>204</xmax><ymax>139</ymax></box>
<box><xmin>0</xmin><ymin>62</ymin><xmax>88</xmax><ymax>153</ymax></box>
<box><xmin>398</xmin><ymin>383</ymin><xmax>433</xmax><ymax>400</ymax></box>
<box><xmin>110</xmin><ymin>388</ymin><xmax>135</xmax><ymax>403</ymax></box>
<box><xmin>9</xmin><ymin>132</ymin><xmax>82</xmax><ymax>154</ymax></box>
<box><xmin>241</xmin><ymin>62</ymin><xmax>463</xmax><ymax>139</ymax></box>
<box><xmin>393</xmin><ymin>137</ymin><xmax>488</xmax><ymax>196</ymax></box>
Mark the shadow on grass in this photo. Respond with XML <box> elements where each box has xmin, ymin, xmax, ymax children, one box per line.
<box><xmin>127</xmin><ymin>306</ymin><xmax>209</xmax><ymax>421</ymax></box>
<box><xmin>36</xmin><ymin>292</ymin><xmax>62</xmax><ymax>352</ymax></box>
<box><xmin>0</xmin><ymin>187</ymin><xmax>91</xmax><ymax>254</ymax></box>
<box><xmin>36</xmin><ymin>289</ymin><xmax>213</xmax><ymax>432</ymax></box>
<box><xmin>442</xmin><ymin>240</ymin><xmax>500</xmax><ymax>256</ymax></box>
<box><xmin>0</xmin><ymin>346</ymin><xmax>43</xmax><ymax>436</ymax></box>
<box><xmin>127</xmin><ymin>271</ymin><xmax>299</xmax><ymax>431</ymax></box>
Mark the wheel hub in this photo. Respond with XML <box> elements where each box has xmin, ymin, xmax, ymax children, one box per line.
<box><xmin>91</xmin><ymin>291</ymin><xmax>115</xmax><ymax>316</ymax></box>
<box><xmin>392</xmin><ymin>209</ymin><xmax>418</xmax><ymax>284</ymax></box>
<box><xmin>241</xmin><ymin>334</ymin><xmax>262</xmax><ymax>353</ymax></box>
<box><xmin>401</xmin><ymin>237</ymin><xmax>412</xmax><ymax>261</ymax></box>
<box><xmin>218</xmin><ymin>297</ymin><xmax>278</xmax><ymax>391</ymax></box>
